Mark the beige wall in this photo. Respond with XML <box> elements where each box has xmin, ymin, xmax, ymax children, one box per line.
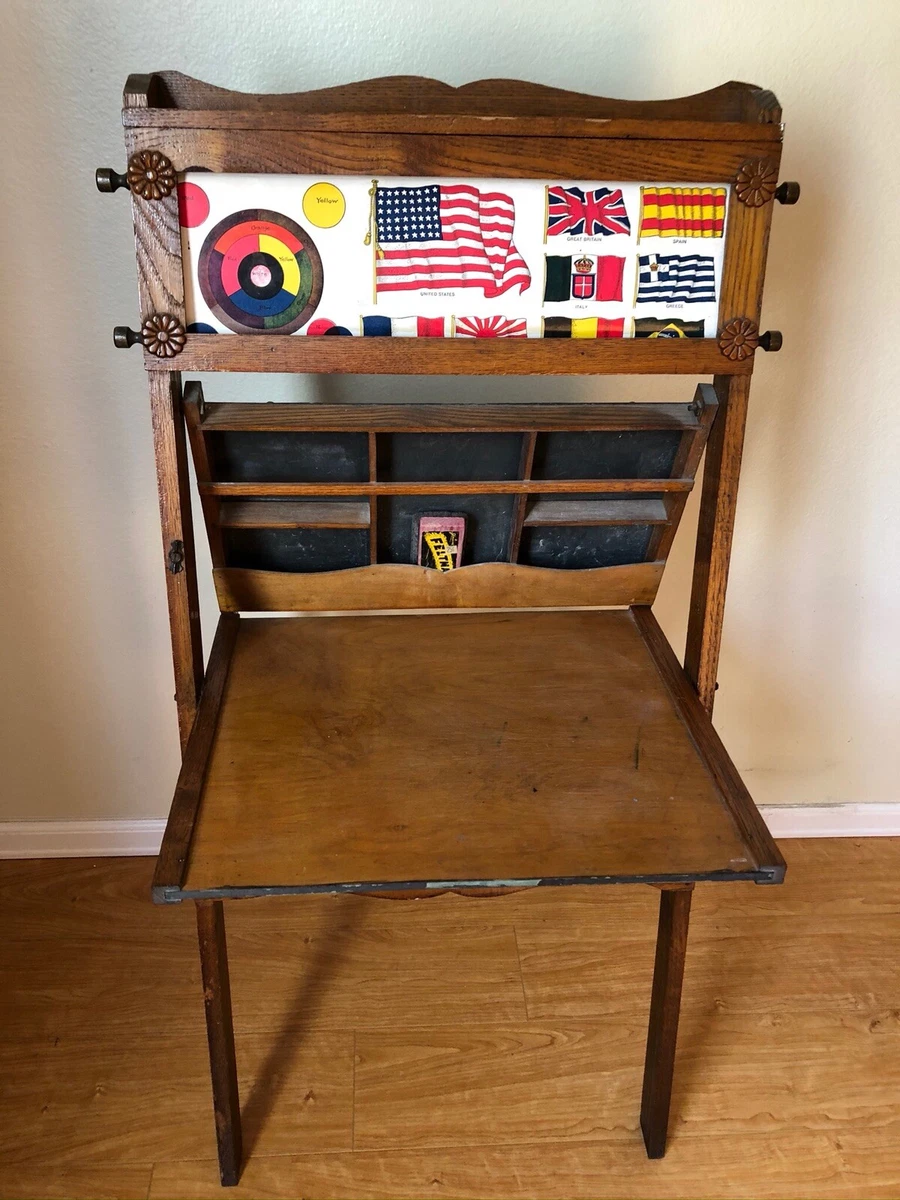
<box><xmin>1</xmin><ymin>0</ymin><xmax>897</xmax><ymax>821</ymax></box>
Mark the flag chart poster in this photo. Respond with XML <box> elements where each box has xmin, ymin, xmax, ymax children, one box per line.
<box><xmin>179</xmin><ymin>175</ymin><xmax>730</xmax><ymax>339</ymax></box>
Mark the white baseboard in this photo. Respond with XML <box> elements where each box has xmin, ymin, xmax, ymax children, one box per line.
<box><xmin>0</xmin><ymin>806</ymin><xmax>898</xmax><ymax>860</ymax></box>
<box><xmin>0</xmin><ymin>819</ymin><xmax>167</xmax><ymax>859</ymax></box>
<box><xmin>760</xmin><ymin>803</ymin><xmax>900</xmax><ymax>839</ymax></box>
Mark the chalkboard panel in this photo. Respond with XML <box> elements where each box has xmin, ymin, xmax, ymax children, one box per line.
<box><xmin>378</xmin><ymin>433</ymin><xmax>523</xmax><ymax>482</ymax></box>
<box><xmin>531</xmin><ymin>431</ymin><xmax>681</xmax><ymax>480</ymax></box>
<box><xmin>207</xmin><ymin>431</ymin><xmax>369</xmax><ymax>483</ymax></box>
<box><xmin>377</xmin><ymin>494</ymin><xmax>516</xmax><ymax>564</ymax></box>
<box><xmin>222</xmin><ymin>527</ymin><xmax>369</xmax><ymax>573</ymax></box>
<box><xmin>520</xmin><ymin>525</ymin><xmax>653</xmax><ymax>570</ymax></box>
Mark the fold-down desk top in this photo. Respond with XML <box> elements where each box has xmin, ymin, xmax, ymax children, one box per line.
<box><xmin>154</xmin><ymin>607</ymin><xmax>784</xmax><ymax>902</ymax></box>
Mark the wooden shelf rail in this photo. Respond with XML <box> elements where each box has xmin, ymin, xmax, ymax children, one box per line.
<box><xmin>201</xmin><ymin>478</ymin><xmax>694</xmax><ymax>498</ymax></box>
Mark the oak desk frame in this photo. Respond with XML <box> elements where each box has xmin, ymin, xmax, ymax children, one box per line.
<box><xmin>103</xmin><ymin>73</ymin><xmax>795</xmax><ymax>1187</ymax></box>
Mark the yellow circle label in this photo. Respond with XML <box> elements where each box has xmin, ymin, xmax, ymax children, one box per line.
<box><xmin>302</xmin><ymin>182</ymin><xmax>345</xmax><ymax>228</ymax></box>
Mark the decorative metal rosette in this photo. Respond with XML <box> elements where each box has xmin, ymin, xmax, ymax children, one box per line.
<box><xmin>141</xmin><ymin>313</ymin><xmax>186</xmax><ymax>357</ymax></box>
<box><xmin>718</xmin><ymin>317</ymin><xmax>759</xmax><ymax>361</ymax></box>
<box><xmin>734</xmin><ymin>160</ymin><xmax>779</xmax><ymax>207</ymax></box>
<box><xmin>127</xmin><ymin>150</ymin><xmax>176</xmax><ymax>200</ymax></box>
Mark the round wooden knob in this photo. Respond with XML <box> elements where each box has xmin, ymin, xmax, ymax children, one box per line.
<box><xmin>96</xmin><ymin>168</ymin><xmax>130</xmax><ymax>193</ymax></box>
<box><xmin>759</xmin><ymin>330</ymin><xmax>783</xmax><ymax>352</ymax></box>
<box><xmin>775</xmin><ymin>181</ymin><xmax>801</xmax><ymax>205</ymax></box>
<box><xmin>113</xmin><ymin>327</ymin><xmax>142</xmax><ymax>349</ymax></box>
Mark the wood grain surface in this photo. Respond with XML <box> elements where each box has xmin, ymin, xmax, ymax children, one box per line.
<box><xmin>195</xmin><ymin>900</ymin><xmax>242</xmax><ymax>1185</ymax></box>
<box><xmin>522</xmin><ymin>498</ymin><xmax>669</xmax><ymax>526</ymax></box>
<box><xmin>126</xmin><ymin>127</ymin><xmax>779</xmax><ymax>189</ymax></box>
<box><xmin>176</xmin><ymin>610</ymin><xmax>761</xmax><ymax>894</ymax></box>
<box><xmin>684</xmin><ymin>374</ymin><xmax>752</xmax><ymax>712</ymax></box>
<box><xmin>212</xmin><ymin>560</ymin><xmax>665</xmax><ymax>612</ymax></box>
<box><xmin>152</xmin><ymin>615</ymin><xmax>239</xmax><ymax>897</ymax></box>
<box><xmin>2</xmin><ymin>840</ymin><xmax>899</xmax><ymax>1198</ymax></box>
<box><xmin>146</xmin><ymin>372</ymin><xmax>204</xmax><ymax>748</ymax></box>
<box><xmin>198</xmin><ymin>402</ymin><xmax>707</xmax><ymax>434</ymax></box>
<box><xmin>218</xmin><ymin>500</ymin><xmax>372</xmax><ymax>529</ymax></box>
<box><xmin>141</xmin><ymin>334</ymin><xmax>753</xmax><ymax>376</ymax></box>
<box><xmin>123</xmin><ymin>73</ymin><xmax>782</xmax><ymax>125</ymax></box>
<box><xmin>183</xmin><ymin>382</ymin><xmax>225</xmax><ymax>567</ymax></box>
<box><xmin>640</xmin><ymin>885</ymin><xmax>693</xmax><ymax>1157</ymax></box>
<box><xmin>124</xmin><ymin>111</ymin><xmax>783</xmax><ymax>140</ymax></box>
<box><xmin>201</xmin><ymin>478</ymin><xmax>693</xmax><ymax>496</ymax></box>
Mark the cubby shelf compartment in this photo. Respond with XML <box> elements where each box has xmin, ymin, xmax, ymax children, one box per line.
<box><xmin>523</xmin><ymin>498</ymin><xmax>669</xmax><ymax>526</ymax></box>
<box><xmin>219</xmin><ymin>500</ymin><xmax>370</xmax><ymax>529</ymax></box>
<box><xmin>185</xmin><ymin>385</ymin><xmax>717</xmax><ymax>587</ymax></box>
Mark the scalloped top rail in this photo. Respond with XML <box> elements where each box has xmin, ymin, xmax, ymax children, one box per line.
<box><xmin>122</xmin><ymin>73</ymin><xmax>783</xmax><ymax>135</ymax></box>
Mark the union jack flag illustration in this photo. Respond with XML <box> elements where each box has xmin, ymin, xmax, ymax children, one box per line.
<box><xmin>547</xmin><ymin>186</ymin><xmax>631</xmax><ymax>238</ymax></box>
<box><xmin>454</xmin><ymin>316</ymin><xmax>528</xmax><ymax>338</ymax></box>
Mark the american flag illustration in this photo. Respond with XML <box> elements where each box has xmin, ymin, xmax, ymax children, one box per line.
<box><xmin>455</xmin><ymin>316</ymin><xmax>528</xmax><ymax>338</ymax></box>
<box><xmin>375</xmin><ymin>185</ymin><xmax>531</xmax><ymax>296</ymax></box>
<box><xmin>547</xmin><ymin>186</ymin><xmax>631</xmax><ymax>237</ymax></box>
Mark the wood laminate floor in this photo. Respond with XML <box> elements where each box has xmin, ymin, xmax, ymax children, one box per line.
<box><xmin>1</xmin><ymin>839</ymin><xmax>898</xmax><ymax>1198</ymax></box>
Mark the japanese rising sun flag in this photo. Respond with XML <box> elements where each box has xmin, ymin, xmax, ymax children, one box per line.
<box><xmin>639</xmin><ymin>187</ymin><xmax>726</xmax><ymax>238</ymax></box>
<box><xmin>374</xmin><ymin>184</ymin><xmax>531</xmax><ymax>296</ymax></box>
<box><xmin>455</xmin><ymin>316</ymin><xmax>527</xmax><ymax>338</ymax></box>
<box><xmin>546</xmin><ymin>186</ymin><xmax>631</xmax><ymax>237</ymax></box>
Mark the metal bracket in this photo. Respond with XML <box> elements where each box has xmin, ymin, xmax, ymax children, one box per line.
<box><xmin>167</xmin><ymin>540</ymin><xmax>185</xmax><ymax>575</ymax></box>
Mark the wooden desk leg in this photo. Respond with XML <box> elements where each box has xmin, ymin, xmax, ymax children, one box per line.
<box><xmin>640</xmin><ymin>884</ymin><xmax>693</xmax><ymax>1159</ymax></box>
<box><xmin>196</xmin><ymin>899</ymin><xmax>243</xmax><ymax>1186</ymax></box>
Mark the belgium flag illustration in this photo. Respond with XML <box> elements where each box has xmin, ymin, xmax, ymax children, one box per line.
<box><xmin>543</xmin><ymin>317</ymin><xmax>624</xmax><ymax>338</ymax></box>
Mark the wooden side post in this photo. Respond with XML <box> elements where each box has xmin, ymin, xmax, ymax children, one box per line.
<box><xmin>196</xmin><ymin>899</ymin><xmax>242</xmax><ymax>1186</ymax></box>
<box><xmin>124</xmin><ymin>74</ymin><xmax>197</xmax><ymax>745</ymax></box>
<box><xmin>640</xmin><ymin>883</ymin><xmax>693</xmax><ymax>1159</ymax></box>
<box><xmin>684</xmin><ymin>373</ymin><xmax>751</xmax><ymax>713</ymax></box>
<box><xmin>148</xmin><ymin>370</ymin><xmax>204</xmax><ymax>748</ymax></box>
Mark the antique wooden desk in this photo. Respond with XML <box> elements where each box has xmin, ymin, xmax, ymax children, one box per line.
<box><xmin>99</xmin><ymin>73</ymin><xmax>798</xmax><ymax>1186</ymax></box>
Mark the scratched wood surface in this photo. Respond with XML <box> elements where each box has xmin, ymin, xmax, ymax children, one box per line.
<box><xmin>1</xmin><ymin>840</ymin><xmax>899</xmax><ymax>1198</ymax></box>
<box><xmin>212</xmin><ymin>560</ymin><xmax>665</xmax><ymax>612</ymax></box>
<box><xmin>179</xmin><ymin>610</ymin><xmax>759</xmax><ymax>894</ymax></box>
<box><xmin>141</xmin><ymin>335</ymin><xmax>754</xmax><ymax>376</ymax></box>
<box><xmin>122</xmin><ymin>72</ymin><xmax>783</xmax><ymax>128</ymax></box>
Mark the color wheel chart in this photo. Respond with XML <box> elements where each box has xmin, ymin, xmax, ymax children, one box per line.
<box><xmin>196</xmin><ymin>208</ymin><xmax>323</xmax><ymax>333</ymax></box>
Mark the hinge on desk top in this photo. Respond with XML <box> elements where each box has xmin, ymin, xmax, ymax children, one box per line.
<box><xmin>754</xmin><ymin>863</ymin><xmax>786</xmax><ymax>885</ymax></box>
<box><xmin>167</xmin><ymin>539</ymin><xmax>185</xmax><ymax>574</ymax></box>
